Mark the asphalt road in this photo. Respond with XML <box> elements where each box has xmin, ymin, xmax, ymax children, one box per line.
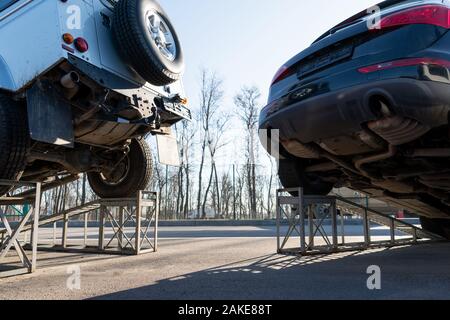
<box><xmin>0</xmin><ymin>225</ymin><xmax>449</xmax><ymax>300</ymax></box>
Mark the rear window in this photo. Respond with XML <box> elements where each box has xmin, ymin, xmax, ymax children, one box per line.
<box><xmin>313</xmin><ymin>0</ymin><xmax>412</xmax><ymax>43</ymax></box>
<box><xmin>0</xmin><ymin>0</ymin><xmax>18</xmax><ymax>12</ymax></box>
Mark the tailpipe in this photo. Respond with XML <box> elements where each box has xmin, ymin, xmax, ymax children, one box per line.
<box><xmin>60</xmin><ymin>71</ymin><xmax>80</xmax><ymax>99</ymax></box>
<box><xmin>60</xmin><ymin>71</ymin><xmax>80</xmax><ymax>89</ymax></box>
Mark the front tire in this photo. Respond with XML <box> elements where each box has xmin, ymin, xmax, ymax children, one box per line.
<box><xmin>278</xmin><ymin>158</ymin><xmax>334</xmax><ymax>196</ymax></box>
<box><xmin>0</xmin><ymin>96</ymin><xmax>30</xmax><ymax>196</ymax></box>
<box><xmin>88</xmin><ymin>139</ymin><xmax>153</xmax><ymax>199</ymax></box>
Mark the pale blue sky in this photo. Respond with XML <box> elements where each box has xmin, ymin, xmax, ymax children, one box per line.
<box><xmin>163</xmin><ymin>0</ymin><xmax>380</xmax><ymax>112</ymax></box>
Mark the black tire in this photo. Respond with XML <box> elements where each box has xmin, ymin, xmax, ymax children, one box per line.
<box><xmin>278</xmin><ymin>158</ymin><xmax>334</xmax><ymax>196</ymax></box>
<box><xmin>112</xmin><ymin>0</ymin><xmax>184</xmax><ymax>86</ymax></box>
<box><xmin>88</xmin><ymin>139</ymin><xmax>153</xmax><ymax>199</ymax></box>
<box><xmin>0</xmin><ymin>96</ymin><xmax>30</xmax><ymax>196</ymax></box>
<box><xmin>420</xmin><ymin>217</ymin><xmax>450</xmax><ymax>240</ymax></box>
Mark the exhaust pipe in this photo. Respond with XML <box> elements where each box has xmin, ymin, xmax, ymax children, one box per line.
<box><xmin>410</xmin><ymin>148</ymin><xmax>450</xmax><ymax>158</ymax></box>
<box><xmin>354</xmin><ymin>145</ymin><xmax>397</xmax><ymax>180</ymax></box>
<box><xmin>61</xmin><ymin>71</ymin><xmax>80</xmax><ymax>89</ymax></box>
<box><xmin>60</xmin><ymin>71</ymin><xmax>80</xmax><ymax>99</ymax></box>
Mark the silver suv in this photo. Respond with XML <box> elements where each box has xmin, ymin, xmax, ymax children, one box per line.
<box><xmin>0</xmin><ymin>0</ymin><xmax>190</xmax><ymax>198</ymax></box>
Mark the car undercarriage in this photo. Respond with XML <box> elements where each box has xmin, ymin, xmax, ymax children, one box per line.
<box><xmin>280</xmin><ymin>100</ymin><xmax>450</xmax><ymax>219</ymax></box>
<box><xmin>10</xmin><ymin>56</ymin><xmax>189</xmax><ymax>198</ymax></box>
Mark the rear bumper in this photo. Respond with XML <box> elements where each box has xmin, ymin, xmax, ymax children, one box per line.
<box><xmin>259</xmin><ymin>78</ymin><xmax>450</xmax><ymax>143</ymax></box>
<box><xmin>68</xmin><ymin>54</ymin><xmax>191</xmax><ymax>123</ymax></box>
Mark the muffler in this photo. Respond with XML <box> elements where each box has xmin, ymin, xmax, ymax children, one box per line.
<box><xmin>368</xmin><ymin>116</ymin><xmax>430</xmax><ymax>146</ymax></box>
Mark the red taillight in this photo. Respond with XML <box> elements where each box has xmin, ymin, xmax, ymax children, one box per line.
<box><xmin>74</xmin><ymin>37</ymin><xmax>89</xmax><ymax>53</ymax></box>
<box><xmin>271</xmin><ymin>65</ymin><xmax>294</xmax><ymax>86</ymax></box>
<box><xmin>358</xmin><ymin>57</ymin><xmax>450</xmax><ymax>73</ymax></box>
<box><xmin>379</xmin><ymin>5</ymin><xmax>450</xmax><ymax>30</ymax></box>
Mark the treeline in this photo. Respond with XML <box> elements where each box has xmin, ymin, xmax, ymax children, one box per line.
<box><xmin>151</xmin><ymin>70</ymin><xmax>278</xmax><ymax>220</ymax></box>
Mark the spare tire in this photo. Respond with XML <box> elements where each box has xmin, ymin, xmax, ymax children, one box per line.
<box><xmin>112</xmin><ymin>0</ymin><xmax>184</xmax><ymax>86</ymax></box>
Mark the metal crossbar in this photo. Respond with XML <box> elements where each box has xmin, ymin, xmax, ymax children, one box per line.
<box><xmin>104</xmin><ymin>206</ymin><xmax>136</xmax><ymax>250</ymax></box>
<box><xmin>308</xmin><ymin>205</ymin><xmax>334</xmax><ymax>248</ymax></box>
<box><xmin>0</xmin><ymin>181</ymin><xmax>41</xmax><ymax>278</ymax></box>
<box><xmin>0</xmin><ymin>212</ymin><xmax>30</xmax><ymax>266</ymax></box>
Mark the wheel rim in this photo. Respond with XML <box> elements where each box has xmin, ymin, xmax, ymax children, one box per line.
<box><xmin>145</xmin><ymin>10</ymin><xmax>177</xmax><ymax>62</ymax></box>
<box><xmin>100</xmin><ymin>157</ymin><xmax>130</xmax><ymax>186</ymax></box>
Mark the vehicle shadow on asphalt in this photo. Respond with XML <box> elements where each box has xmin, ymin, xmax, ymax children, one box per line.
<box><xmin>91</xmin><ymin>242</ymin><xmax>450</xmax><ymax>300</ymax></box>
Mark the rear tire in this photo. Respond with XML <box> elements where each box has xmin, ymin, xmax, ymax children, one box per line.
<box><xmin>0</xmin><ymin>96</ymin><xmax>30</xmax><ymax>196</ymax></box>
<box><xmin>420</xmin><ymin>217</ymin><xmax>450</xmax><ymax>240</ymax></box>
<box><xmin>88</xmin><ymin>139</ymin><xmax>153</xmax><ymax>199</ymax></box>
<box><xmin>278</xmin><ymin>158</ymin><xmax>334</xmax><ymax>196</ymax></box>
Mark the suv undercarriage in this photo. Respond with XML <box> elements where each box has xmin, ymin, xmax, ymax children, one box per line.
<box><xmin>0</xmin><ymin>0</ymin><xmax>190</xmax><ymax>198</ymax></box>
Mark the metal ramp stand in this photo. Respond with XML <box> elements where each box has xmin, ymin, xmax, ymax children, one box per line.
<box><xmin>95</xmin><ymin>191</ymin><xmax>159</xmax><ymax>255</ymax></box>
<box><xmin>1</xmin><ymin>179</ymin><xmax>159</xmax><ymax>277</ymax></box>
<box><xmin>276</xmin><ymin>188</ymin><xmax>444</xmax><ymax>256</ymax></box>
<box><xmin>0</xmin><ymin>180</ymin><xmax>41</xmax><ymax>278</ymax></box>
<box><xmin>29</xmin><ymin>191</ymin><xmax>159</xmax><ymax>256</ymax></box>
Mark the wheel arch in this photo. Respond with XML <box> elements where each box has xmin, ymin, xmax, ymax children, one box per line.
<box><xmin>0</xmin><ymin>54</ymin><xmax>16</xmax><ymax>91</ymax></box>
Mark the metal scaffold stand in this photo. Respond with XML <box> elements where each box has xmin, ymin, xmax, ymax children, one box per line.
<box><xmin>0</xmin><ymin>178</ymin><xmax>159</xmax><ymax>278</ymax></box>
<box><xmin>0</xmin><ymin>180</ymin><xmax>41</xmax><ymax>278</ymax></box>
<box><xmin>276</xmin><ymin>188</ymin><xmax>444</xmax><ymax>256</ymax></box>
<box><xmin>59</xmin><ymin>191</ymin><xmax>160</xmax><ymax>256</ymax></box>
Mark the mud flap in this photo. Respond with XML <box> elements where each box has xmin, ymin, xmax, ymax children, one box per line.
<box><xmin>26</xmin><ymin>81</ymin><xmax>74</xmax><ymax>147</ymax></box>
<box><xmin>156</xmin><ymin>130</ymin><xmax>180</xmax><ymax>167</ymax></box>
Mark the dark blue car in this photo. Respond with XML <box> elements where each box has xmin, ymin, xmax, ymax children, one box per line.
<box><xmin>260</xmin><ymin>0</ymin><xmax>450</xmax><ymax>238</ymax></box>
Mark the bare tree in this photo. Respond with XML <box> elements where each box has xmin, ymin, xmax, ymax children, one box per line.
<box><xmin>266</xmin><ymin>156</ymin><xmax>276</xmax><ymax>218</ymax></box>
<box><xmin>236</xmin><ymin>168</ymin><xmax>246</xmax><ymax>219</ymax></box>
<box><xmin>152</xmin><ymin>159</ymin><xmax>166</xmax><ymax>216</ymax></box>
<box><xmin>234</xmin><ymin>86</ymin><xmax>261</xmax><ymax>219</ymax></box>
<box><xmin>220</xmin><ymin>172</ymin><xmax>233</xmax><ymax>218</ymax></box>
<box><xmin>202</xmin><ymin>114</ymin><xmax>230</xmax><ymax>218</ymax></box>
<box><xmin>177</xmin><ymin>120</ymin><xmax>196</xmax><ymax>218</ymax></box>
<box><xmin>196</xmin><ymin>69</ymin><xmax>224</xmax><ymax>218</ymax></box>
